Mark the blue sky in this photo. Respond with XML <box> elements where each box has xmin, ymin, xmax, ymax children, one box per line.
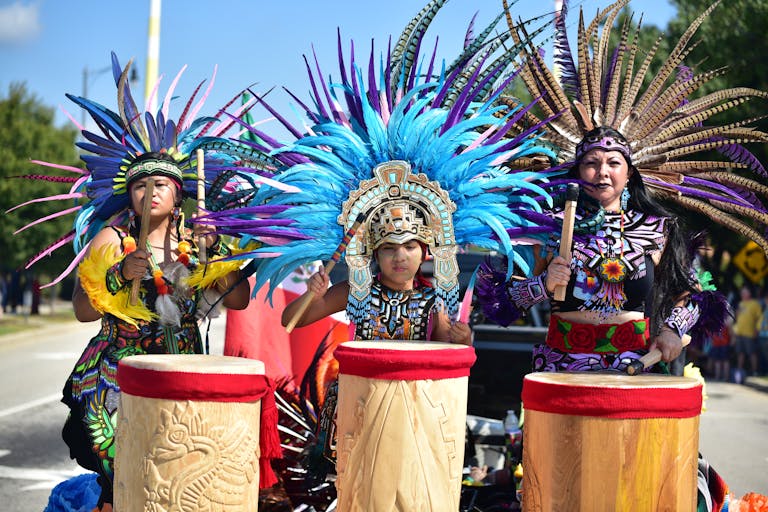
<box><xmin>0</xmin><ymin>0</ymin><xmax>676</xmax><ymax>139</ymax></box>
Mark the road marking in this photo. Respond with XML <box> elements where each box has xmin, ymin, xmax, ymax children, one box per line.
<box><xmin>0</xmin><ymin>463</ymin><xmax>89</xmax><ymax>490</ymax></box>
<box><xmin>0</xmin><ymin>393</ymin><xmax>61</xmax><ymax>419</ymax></box>
<box><xmin>0</xmin><ymin>450</ymin><xmax>91</xmax><ymax>491</ymax></box>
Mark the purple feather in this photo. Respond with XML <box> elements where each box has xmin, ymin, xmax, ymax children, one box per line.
<box><xmin>464</xmin><ymin>12</ymin><xmax>479</xmax><ymax>49</ymax></box>
<box><xmin>336</xmin><ymin>30</ymin><xmax>360</xmax><ymax>123</ymax></box>
<box><xmin>661</xmin><ymin>182</ymin><xmax>756</xmax><ymax>209</ymax></box>
<box><xmin>475</xmin><ymin>258</ymin><xmax>523</xmax><ymax>327</ymax></box>
<box><xmin>310</xmin><ymin>46</ymin><xmax>340</xmax><ymax>124</ymax></box>
<box><xmin>682</xmin><ymin>176</ymin><xmax>767</xmax><ymax>212</ymax></box>
<box><xmin>716</xmin><ymin>142</ymin><xmax>767</xmax><ymax>177</ymax></box>
<box><xmin>424</xmin><ymin>36</ymin><xmax>439</xmax><ymax>83</ymax></box>
<box><xmin>246</xmin><ymin>88</ymin><xmax>304</xmax><ymax>140</ymax></box>
<box><xmin>303</xmin><ymin>54</ymin><xmax>330</xmax><ymax>121</ymax></box>
<box><xmin>366</xmin><ymin>40</ymin><xmax>380</xmax><ymax>117</ymax></box>
<box><xmin>282</xmin><ymin>86</ymin><xmax>321</xmax><ymax>126</ymax></box>
<box><xmin>690</xmin><ymin>291</ymin><xmax>732</xmax><ymax>342</ymax></box>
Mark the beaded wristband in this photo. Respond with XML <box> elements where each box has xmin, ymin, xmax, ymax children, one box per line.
<box><xmin>105</xmin><ymin>259</ymin><xmax>127</xmax><ymax>295</ymax></box>
<box><xmin>663</xmin><ymin>301</ymin><xmax>701</xmax><ymax>338</ymax></box>
<box><xmin>507</xmin><ymin>273</ymin><xmax>550</xmax><ymax>310</ymax></box>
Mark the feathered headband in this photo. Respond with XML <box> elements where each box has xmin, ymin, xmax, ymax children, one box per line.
<box><xmin>204</xmin><ymin>4</ymin><xmax>562</xmax><ymax>323</ymax></box>
<box><xmin>506</xmin><ymin>0</ymin><xmax>768</xmax><ymax>251</ymax></box>
<box><xmin>9</xmin><ymin>52</ymin><xmax>256</xmax><ymax>283</ymax></box>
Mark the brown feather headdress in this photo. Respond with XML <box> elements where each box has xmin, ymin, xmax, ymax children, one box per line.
<box><xmin>504</xmin><ymin>0</ymin><xmax>768</xmax><ymax>253</ymax></box>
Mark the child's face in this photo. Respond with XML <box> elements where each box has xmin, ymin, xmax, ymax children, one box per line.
<box><xmin>375</xmin><ymin>240</ymin><xmax>423</xmax><ymax>288</ymax></box>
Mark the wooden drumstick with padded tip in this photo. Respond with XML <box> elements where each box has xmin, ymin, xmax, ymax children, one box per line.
<box><xmin>626</xmin><ymin>334</ymin><xmax>691</xmax><ymax>375</ymax></box>
<box><xmin>553</xmin><ymin>183</ymin><xmax>579</xmax><ymax>302</ymax></box>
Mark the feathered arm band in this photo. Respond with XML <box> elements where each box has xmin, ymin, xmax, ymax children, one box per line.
<box><xmin>78</xmin><ymin>244</ymin><xmax>156</xmax><ymax>326</ymax></box>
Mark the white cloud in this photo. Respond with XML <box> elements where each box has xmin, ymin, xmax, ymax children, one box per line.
<box><xmin>0</xmin><ymin>2</ymin><xmax>40</xmax><ymax>44</ymax></box>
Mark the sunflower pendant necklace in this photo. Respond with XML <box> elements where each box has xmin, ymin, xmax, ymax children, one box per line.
<box><xmin>596</xmin><ymin>211</ymin><xmax>627</xmax><ymax>283</ymax></box>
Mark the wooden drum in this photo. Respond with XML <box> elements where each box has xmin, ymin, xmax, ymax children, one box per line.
<box><xmin>521</xmin><ymin>372</ymin><xmax>703</xmax><ymax>512</ymax></box>
<box><xmin>334</xmin><ymin>341</ymin><xmax>476</xmax><ymax>512</ymax></box>
<box><xmin>114</xmin><ymin>354</ymin><xmax>269</xmax><ymax>512</ymax></box>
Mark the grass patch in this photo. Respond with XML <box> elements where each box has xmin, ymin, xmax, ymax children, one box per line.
<box><xmin>0</xmin><ymin>310</ymin><xmax>77</xmax><ymax>337</ymax></box>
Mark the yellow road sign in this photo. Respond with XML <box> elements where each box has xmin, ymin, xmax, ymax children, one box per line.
<box><xmin>732</xmin><ymin>241</ymin><xmax>768</xmax><ymax>284</ymax></box>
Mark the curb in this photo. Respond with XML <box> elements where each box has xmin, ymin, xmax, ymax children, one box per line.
<box><xmin>744</xmin><ymin>376</ymin><xmax>768</xmax><ymax>394</ymax></box>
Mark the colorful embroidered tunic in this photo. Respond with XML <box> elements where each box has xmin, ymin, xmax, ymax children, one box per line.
<box><xmin>353</xmin><ymin>278</ymin><xmax>436</xmax><ymax>341</ymax></box>
<box><xmin>61</xmin><ymin>231</ymin><xmax>219</xmax><ymax>501</ymax></box>
<box><xmin>512</xmin><ymin>210</ymin><xmax>670</xmax><ymax>372</ymax></box>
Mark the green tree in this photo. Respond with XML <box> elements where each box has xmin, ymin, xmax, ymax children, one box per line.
<box><xmin>0</xmin><ymin>83</ymin><xmax>81</xmax><ymax>281</ymax></box>
<box><xmin>664</xmin><ymin>0</ymin><xmax>768</xmax><ymax>290</ymax></box>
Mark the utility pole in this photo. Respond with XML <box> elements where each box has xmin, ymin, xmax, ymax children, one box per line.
<box><xmin>145</xmin><ymin>0</ymin><xmax>162</xmax><ymax>113</ymax></box>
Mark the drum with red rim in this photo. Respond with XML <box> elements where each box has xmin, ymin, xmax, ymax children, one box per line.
<box><xmin>333</xmin><ymin>340</ymin><xmax>476</xmax><ymax>512</ymax></box>
<box><xmin>521</xmin><ymin>372</ymin><xmax>703</xmax><ymax>512</ymax></box>
<box><xmin>114</xmin><ymin>354</ymin><xmax>269</xmax><ymax>512</ymax></box>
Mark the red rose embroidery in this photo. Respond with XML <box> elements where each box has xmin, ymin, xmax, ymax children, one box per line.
<box><xmin>612</xmin><ymin>320</ymin><xmax>648</xmax><ymax>352</ymax></box>
<box><xmin>566</xmin><ymin>322</ymin><xmax>597</xmax><ymax>352</ymax></box>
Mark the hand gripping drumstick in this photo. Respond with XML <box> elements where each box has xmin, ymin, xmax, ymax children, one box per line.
<box><xmin>285</xmin><ymin>213</ymin><xmax>366</xmax><ymax>333</ymax></box>
<box><xmin>196</xmin><ymin>149</ymin><xmax>207</xmax><ymax>265</ymax></box>
<box><xmin>626</xmin><ymin>334</ymin><xmax>691</xmax><ymax>375</ymax></box>
<box><xmin>553</xmin><ymin>183</ymin><xmax>579</xmax><ymax>302</ymax></box>
<box><xmin>130</xmin><ymin>177</ymin><xmax>156</xmax><ymax>305</ymax></box>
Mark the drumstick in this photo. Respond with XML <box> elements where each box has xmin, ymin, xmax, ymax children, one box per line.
<box><xmin>196</xmin><ymin>149</ymin><xmax>207</xmax><ymax>265</ymax></box>
<box><xmin>130</xmin><ymin>177</ymin><xmax>156</xmax><ymax>305</ymax></box>
<box><xmin>553</xmin><ymin>183</ymin><xmax>579</xmax><ymax>301</ymax></box>
<box><xmin>285</xmin><ymin>213</ymin><xmax>366</xmax><ymax>333</ymax></box>
<box><xmin>626</xmin><ymin>334</ymin><xmax>692</xmax><ymax>375</ymax></box>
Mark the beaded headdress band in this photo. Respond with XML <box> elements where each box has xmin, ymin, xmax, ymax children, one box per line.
<box><xmin>574</xmin><ymin>135</ymin><xmax>632</xmax><ymax>162</ymax></box>
<box><xmin>125</xmin><ymin>158</ymin><xmax>184</xmax><ymax>187</ymax></box>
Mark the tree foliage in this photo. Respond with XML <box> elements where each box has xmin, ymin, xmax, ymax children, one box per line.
<box><xmin>664</xmin><ymin>0</ymin><xmax>768</xmax><ymax>288</ymax></box>
<box><xmin>0</xmin><ymin>83</ymin><xmax>80</xmax><ymax>280</ymax></box>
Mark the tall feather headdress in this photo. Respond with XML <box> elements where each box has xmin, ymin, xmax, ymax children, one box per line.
<box><xmin>9</xmin><ymin>52</ymin><xmax>259</xmax><ymax>284</ymax></box>
<box><xmin>205</xmin><ymin>3</ymin><xmax>562</xmax><ymax>323</ymax></box>
<box><xmin>505</xmin><ymin>0</ymin><xmax>768</xmax><ymax>252</ymax></box>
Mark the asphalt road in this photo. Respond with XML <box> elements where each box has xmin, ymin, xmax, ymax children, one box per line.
<box><xmin>0</xmin><ymin>315</ymin><xmax>764</xmax><ymax>511</ymax></box>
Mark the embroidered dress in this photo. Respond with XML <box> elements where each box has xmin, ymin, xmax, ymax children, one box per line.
<box><xmin>354</xmin><ymin>279</ymin><xmax>436</xmax><ymax>341</ymax></box>
<box><xmin>529</xmin><ymin>210</ymin><xmax>666</xmax><ymax>372</ymax></box>
<box><xmin>61</xmin><ymin>232</ymin><xmax>205</xmax><ymax>502</ymax></box>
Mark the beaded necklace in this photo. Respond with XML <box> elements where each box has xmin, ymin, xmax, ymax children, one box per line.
<box><xmin>595</xmin><ymin>210</ymin><xmax>627</xmax><ymax>283</ymax></box>
<box><xmin>121</xmin><ymin>234</ymin><xmax>192</xmax><ymax>295</ymax></box>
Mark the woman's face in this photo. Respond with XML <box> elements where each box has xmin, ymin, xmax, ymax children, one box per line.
<box><xmin>375</xmin><ymin>239</ymin><xmax>424</xmax><ymax>290</ymax></box>
<box><xmin>129</xmin><ymin>176</ymin><xmax>179</xmax><ymax>218</ymax></box>
<box><xmin>577</xmin><ymin>148</ymin><xmax>631</xmax><ymax>211</ymax></box>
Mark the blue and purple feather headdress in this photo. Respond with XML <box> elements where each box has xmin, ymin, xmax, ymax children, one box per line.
<box><xmin>9</xmin><ymin>52</ymin><xmax>258</xmax><ymax>284</ymax></box>
<box><xmin>205</xmin><ymin>4</ymin><xmax>563</xmax><ymax>319</ymax></box>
